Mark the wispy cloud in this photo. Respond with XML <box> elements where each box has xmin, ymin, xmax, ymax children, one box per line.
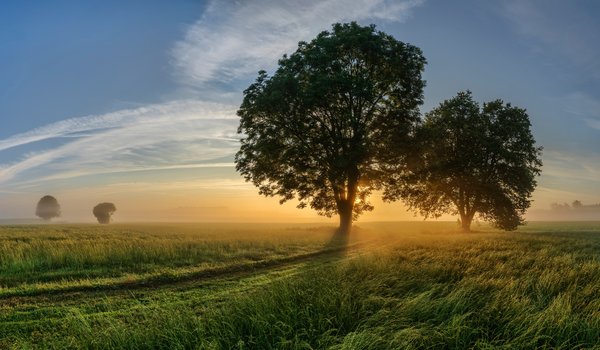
<box><xmin>0</xmin><ymin>0</ymin><xmax>424</xmax><ymax>197</ymax></box>
<box><xmin>0</xmin><ymin>100</ymin><xmax>239</xmax><ymax>188</ymax></box>
<box><xmin>502</xmin><ymin>0</ymin><xmax>600</xmax><ymax>79</ymax></box>
<box><xmin>542</xmin><ymin>150</ymin><xmax>600</xmax><ymax>182</ymax></box>
<box><xmin>172</xmin><ymin>0</ymin><xmax>425</xmax><ymax>89</ymax></box>
<box><xmin>88</xmin><ymin>179</ymin><xmax>253</xmax><ymax>195</ymax></box>
<box><xmin>533</xmin><ymin>149</ymin><xmax>600</xmax><ymax>209</ymax></box>
<box><xmin>0</xmin><ymin>100</ymin><xmax>237</xmax><ymax>152</ymax></box>
<box><xmin>560</xmin><ymin>92</ymin><xmax>600</xmax><ymax>130</ymax></box>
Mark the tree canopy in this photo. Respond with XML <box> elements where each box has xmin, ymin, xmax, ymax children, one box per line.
<box><xmin>36</xmin><ymin>195</ymin><xmax>61</xmax><ymax>221</ymax></box>
<box><xmin>235</xmin><ymin>22</ymin><xmax>426</xmax><ymax>234</ymax></box>
<box><xmin>384</xmin><ymin>91</ymin><xmax>542</xmax><ymax>231</ymax></box>
<box><xmin>93</xmin><ymin>202</ymin><xmax>117</xmax><ymax>224</ymax></box>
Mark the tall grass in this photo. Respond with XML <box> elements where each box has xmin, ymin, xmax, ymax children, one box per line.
<box><xmin>0</xmin><ymin>223</ymin><xmax>337</xmax><ymax>288</ymax></box>
<box><xmin>196</xmin><ymin>230</ymin><xmax>600</xmax><ymax>349</ymax></box>
<box><xmin>6</xmin><ymin>222</ymin><xmax>599</xmax><ymax>349</ymax></box>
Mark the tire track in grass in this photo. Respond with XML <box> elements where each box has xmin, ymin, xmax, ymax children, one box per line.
<box><xmin>0</xmin><ymin>232</ymin><xmax>405</xmax><ymax>345</ymax></box>
<box><xmin>0</xmin><ymin>236</ymin><xmax>397</xmax><ymax>331</ymax></box>
<box><xmin>0</xmin><ymin>235</ymin><xmax>383</xmax><ymax>300</ymax></box>
<box><xmin>0</xmin><ymin>262</ymin><xmax>307</xmax><ymax>333</ymax></box>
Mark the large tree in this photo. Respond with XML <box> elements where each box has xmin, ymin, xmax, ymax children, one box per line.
<box><xmin>385</xmin><ymin>91</ymin><xmax>542</xmax><ymax>231</ymax></box>
<box><xmin>36</xmin><ymin>195</ymin><xmax>61</xmax><ymax>221</ymax></box>
<box><xmin>236</xmin><ymin>22</ymin><xmax>426</xmax><ymax>234</ymax></box>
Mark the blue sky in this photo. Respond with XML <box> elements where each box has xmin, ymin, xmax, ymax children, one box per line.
<box><xmin>0</xmin><ymin>0</ymin><xmax>599</xmax><ymax>221</ymax></box>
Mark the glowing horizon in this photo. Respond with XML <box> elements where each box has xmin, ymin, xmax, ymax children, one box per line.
<box><xmin>1</xmin><ymin>0</ymin><xmax>599</xmax><ymax>223</ymax></box>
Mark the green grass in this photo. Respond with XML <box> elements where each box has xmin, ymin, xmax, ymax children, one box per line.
<box><xmin>0</xmin><ymin>223</ymin><xmax>338</xmax><ymax>291</ymax></box>
<box><xmin>1</xmin><ymin>222</ymin><xmax>600</xmax><ymax>349</ymax></box>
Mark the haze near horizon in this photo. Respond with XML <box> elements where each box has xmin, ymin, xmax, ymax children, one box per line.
<box><xmin>1</xmin><ymin>0</ymin><xmax>599</xmax><ymax>222</ymax></box>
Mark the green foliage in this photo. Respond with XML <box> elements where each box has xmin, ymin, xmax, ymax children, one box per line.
<box><xmin>385</xmin><ymin>91</ymin><xmax>543</xmax><ymax>231</ymax></box>
<box><xmin>236</xmin><ymin>22</ymin><xmax>426</xmax><ymax>231</ymax></box>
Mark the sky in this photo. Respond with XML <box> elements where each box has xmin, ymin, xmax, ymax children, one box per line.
<box><xmin>0</xmin><ymin>0</ymin><xmax>599</xmax><ymax>222</ymax></box>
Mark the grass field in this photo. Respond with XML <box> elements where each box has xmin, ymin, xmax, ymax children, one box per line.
<box><xmin>1</xmin><ymin>222</ymin><xmax>599</xmax><ymax>349</ymax></box>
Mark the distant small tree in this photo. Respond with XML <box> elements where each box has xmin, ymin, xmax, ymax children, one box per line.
<box><xmin>93</xmin><ymin>203</ymin><xmax>116</xmax><ymax>224</ymax></box>
<box><xmin>385</xmin><ymin>91</ymin><xmax>542</xmax><ymax>231</ymax></box>
<box><xmin>236</xmin><ymin>22</ymin><xmax>426</xmax><ymax>234</ymax></box>
<box><xmin>36</xmin><ymin>195</ymin><xmax>61</xmax><ymax>221</ymax></box>
<box><xmin>572</xmin><ymin>200</ymin><xmax>583</xmax><ymax>209</ymax></box>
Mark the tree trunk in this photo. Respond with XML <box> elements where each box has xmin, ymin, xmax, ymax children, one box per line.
<box><xmin>336</xmin><ymin>168</ymin><xmax>358</xmax><ymax>236</ymax></box>
<box><xmin>337</xmin><ymin>200</ymin><xmax>353</xmax><ymax>235</ymax></box>
<box><xmin>460</xmin><ymin>213</ymin><xmax>473</xmax><ymax>232</ymax></box>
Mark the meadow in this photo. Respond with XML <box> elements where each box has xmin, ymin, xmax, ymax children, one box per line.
<box><xmin>1</xmin><ymin>222</ymin><xmax>599</xmax><ymax>349</ymax></box>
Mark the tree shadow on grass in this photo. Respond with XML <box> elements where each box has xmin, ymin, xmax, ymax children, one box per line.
<box><xmin>328</xmin><ymin>230</ymin><xmax>349</xmax><ymax>247</ymax></box>
<box><xmin>319</xmin><ymin>228</ymin><xmax>352</xmax><ymax>258</ymax></box>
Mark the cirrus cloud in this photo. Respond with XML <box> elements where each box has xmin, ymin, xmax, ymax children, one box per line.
<box><xmin>172</xmin><ymin>0</ymin><xmax>425</xmax><ymax>88</ymax></box>
<box><xmin>0</xmin><ymin>0</ymin><xmax>425</xmax><ymax>195</ymax></box>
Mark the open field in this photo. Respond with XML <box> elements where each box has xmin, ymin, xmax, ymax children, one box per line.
<box><xmin>1</xmin><ymin>222</ymin><xmax>599</xmax><ymax>349</ymax></box>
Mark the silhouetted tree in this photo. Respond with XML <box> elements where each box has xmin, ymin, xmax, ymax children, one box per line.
<box><xmin>236</xmin><ymin>22</ymin><xmax>426</xmax><ymax>234</ymax></box>
<box><xmin>93</xmin><ymin>203</ymin><xmax>116</xmax><ymax>224</ymax></box>
<box><xmin>572</xmin><ymin>200</ymin><xmax>583</xmax><ymax>208</ymax></box>
<box><xmin>385</xmin><ymin>91</ymin><xmax>542</xmax><ymax>231</ymax></box>
<box><xmin>36</xmin><ymin>195</ymin><xmax>61</xmax><ymax>221</ymax></box>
